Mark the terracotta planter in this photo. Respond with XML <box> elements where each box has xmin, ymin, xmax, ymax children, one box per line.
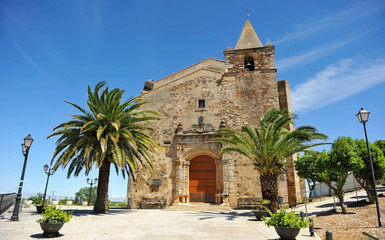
<box><xmin>37</xmin><ymin>221</ymin><xmax>65</xmax><ymax>237</ymax></box>
<box><xmin>274</xmin><ymin>226</ymin><xmax>301</xmax><ymax>240</ymax></box>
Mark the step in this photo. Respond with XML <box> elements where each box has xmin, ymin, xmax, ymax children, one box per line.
<box><xmin>166</xmin><ymin>203</ymin><xmax>233</xmax><ymax>212</ymax></box>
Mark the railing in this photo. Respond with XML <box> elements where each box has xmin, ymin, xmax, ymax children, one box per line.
<box><xmin>0</xmin><ymin>193</ymin><xmax>16</xmax><ymax>215</ymax></box>
<box><xmin>362</xmin><ymin>232</ymin><xmax>381</xmax><ymax>240</ymax></box>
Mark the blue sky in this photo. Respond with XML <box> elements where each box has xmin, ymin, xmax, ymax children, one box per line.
<box><xmin>1</xmin><ymin>0</ymin><xmax>384</xmax><ymax>201</ymax></box>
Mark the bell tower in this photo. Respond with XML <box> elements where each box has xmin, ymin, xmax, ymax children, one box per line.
<box><xmin>221</xmin><ymin>19</ymin><xmax>302</xmax><ymax>206</ymax></box>
<box><xmin>222</xmin><ymin>19</ymin><xmax>279</xmax><ymax>123</ymax></box>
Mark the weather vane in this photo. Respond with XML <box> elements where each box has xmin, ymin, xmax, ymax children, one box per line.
<box><xmin>245</xmin><ymin>9</ymin><xmax>250</xmax><ymax>19</ymax></box>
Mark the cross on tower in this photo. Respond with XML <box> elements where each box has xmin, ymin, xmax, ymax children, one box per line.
<box><xmin>245</xmin><ymin>9</ymin><xmax>250</xmax><ymax>19</ymax></box>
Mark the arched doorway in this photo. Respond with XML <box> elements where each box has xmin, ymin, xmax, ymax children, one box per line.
<box><xmin>189</xmin><ymin>155</ymin><xmax>216</xmax><ymax>203</ymax></box>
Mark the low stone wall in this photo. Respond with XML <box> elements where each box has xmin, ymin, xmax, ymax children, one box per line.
<box><xmin>237</xmin><ymin>197</ymin><xmax>261</xmax><ymax>209</ymax></box>
<box><xmin>138</xmin><ymin>197</ymin><xmax>167</xmax><ymax>209</ymax></box>
<box><xmin>0</xmin><ymin>193</ymin><xmax>16</xmax><ymax>215</ymax></box>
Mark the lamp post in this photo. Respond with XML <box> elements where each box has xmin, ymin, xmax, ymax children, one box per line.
<box><xmin>10</xmin><ymin>134</ymin><xmax>34</xmax><ymax>221</ymax></box>
<box><xmin>41</xmin><ymin>164</ymin><xmax>55</xmax><ymax>207</ymax></box>
<box><xmin>356</xmin><ymin>108</ymin><xmax>383</xmax><ymax>227</ymax></box>
<box><xmin>86</xmin><ymin>178</ymin><xmax>97</xmax><ymax>206</ymax></box>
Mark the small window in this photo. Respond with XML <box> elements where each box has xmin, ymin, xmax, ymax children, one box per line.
<box><xmin>244</xmin><ymin>57</ymin><xmax>255</xmax><ymax>71</ymax></box>
<box><xmin>198</xmin><ymin>99</ymin><xmax>205</xmax><ymax>109</ymax></box>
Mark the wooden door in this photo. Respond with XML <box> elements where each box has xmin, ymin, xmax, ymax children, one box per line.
<box><xmin>189</xmin><ymin>155</ymin><xmax>216</xmax><ymax>203</ymax></box>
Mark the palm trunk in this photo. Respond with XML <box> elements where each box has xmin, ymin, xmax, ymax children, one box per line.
<box><xmin>93</xmin><ymin>158</ymin><xmax>111</xmax><ymax>213</ymax></box>
<box><xmin>260</xmin><ymin>174</ymin><xmax>279</xmax><ymax>213</ymax></box>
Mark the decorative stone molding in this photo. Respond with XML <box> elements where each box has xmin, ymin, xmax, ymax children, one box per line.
<box><xmin>143</xmin><ymin>79</ymin><xmax>154</xmax><ymax>91</ymax></box>
<box><xmin>182</xmin><ymin>116</ymin><xmax>215</xmax><ymax>134</ymax></box>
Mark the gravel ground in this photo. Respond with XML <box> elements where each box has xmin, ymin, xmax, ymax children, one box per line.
<box><xmin>313</xmin><ymin>194</ymin><xmax>385</xmax><ymax>240</ymax></box>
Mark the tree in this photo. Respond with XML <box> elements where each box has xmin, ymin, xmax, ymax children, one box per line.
<box><xmin>353</xmin><ymin>139</ymin><xmax>385</xmax><ymax>203</ymax></box>
<box><xmin>47</xmin><ymin>81</ymin><xmax>160</xmax><ymax>213</ymax></box>
<box><xmin>316</xmin><ymin>137</ymin><xmax>362</xmax><ymax>214</ymax></box>
<box><xmin>294</xmin><ymin>150</ymin><xmax>322</xmax><ymax>199</ymax></box>
<box><xmin>74</xmin><ymin>186</ymin><xmax>97</xmax><ymax>205</ymax></box>
<box><xmin>214</xmin><ymin>108</ymin><xmax>328</xmax><ymax>212</ymax></box>
<box><xmin>374</xmin><ymin>140</ymin><xmax>385</xmax><ymax>157</ymax></box>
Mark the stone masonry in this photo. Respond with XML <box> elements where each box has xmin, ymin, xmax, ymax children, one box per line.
<box><xmin>127</xmin><ymin>19</ymin><xmax>304</xmax><ymax>208</ymax></box>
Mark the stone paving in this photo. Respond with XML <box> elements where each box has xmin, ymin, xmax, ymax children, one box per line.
<box><xmin>0</xmin><ymin>203</ymin><xmax>322</xmax><ymax>240</ymax></box>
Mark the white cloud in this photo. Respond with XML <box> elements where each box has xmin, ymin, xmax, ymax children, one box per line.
<box><xmin>14</xmin><ymin>42</ymin><xmax>53</xmax><ymax>82</ymax></box>
<box><xmin>292</xmin><ymin>59</ymin><xmax>385</xmax><ymax>113</ymax></box>
<box><xmin>276</xmin><ymin>41</ymin><xmax>351</xmax><ymax>71</ymax></box>
<box><xmin>71</xmin><ymin>0</ymin><xmax>103</xmax><ymax>41</ymax></box>
<box><xmin>109</xmin><ymin>194</ymin><xmax>126</xmax><ymax>201</ymax></box>
<box><xmin>15</xmin><ymin>42</ymin><xmax>44</xmax><ymax>74</ymax></box>
<box><xmin>272</xmin><ymin>1</ymin><xmax>384</xmax><ymax>44</ymax></box>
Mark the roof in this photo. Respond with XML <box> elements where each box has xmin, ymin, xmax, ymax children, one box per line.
<box><xmin>234</xmin><ymin>19</ymin><xmax>263</xmax><ymax>50</ymax></box>
<box><xmin>141</xmin><ymin>58</ymin><xmax>225</xmax><ymax>94</ymax></box>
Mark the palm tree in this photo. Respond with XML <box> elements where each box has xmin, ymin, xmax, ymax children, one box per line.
<box><xmin>214</xmin><ymin>108</ymin><xmax>327</xmax><ymax>212</ymax></box>
<box><xmin>47</xmin><ymin>81</ymin><xmax>160</xmax><ymax>213</ymax></box>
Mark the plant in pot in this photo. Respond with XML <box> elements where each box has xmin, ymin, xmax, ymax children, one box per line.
<box><xmin>37</xmin><ymin>205</ymin><xmax>73</xmax><ymax>237</ymax></box>
<box><xmin>263</xmin><ymin>208</ymin><xmax>311</xmax><ymax>240</ymax></box>
<box><xmin>82</xmin><ymin>197</ymin><xmax>88</xmax><ymax>206</ymax></box>
<box><xmin>52</xmin><ymin>199</ymin><xmax>59</xmax><ymax>206</ymax></box>
<box><xmin>23</xmin><ymin>198</ymin><xmax>33</xmax><ymax>208</ymax></box>
<box><xmin>28</xmin><ymin>193</ymin><xmax>44</xmax><ymax>213</ymax></box>
<box><xmin>252</xmin><ymin>199</ymin><xmax>270</xmax><ymax>220</ymax></box>
<box><xmin>66</xmin><ymin>199</ymin><xmax>73</xmax><ymax>206</ymax></box>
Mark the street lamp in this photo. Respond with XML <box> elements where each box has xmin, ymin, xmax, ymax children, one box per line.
<box><xmin>41</xmin><ymin>164</ymin><xmax>55</xmax><ymax>207</ymax></box>
<box><xmin>10</xmin><ymin>134</ymin><xmax>34</xmax><ymax>221</ymax></box>
<box><xmin>86</xmin><ymin>178</ymin><xmax>97</xmax><ymax>206</ymax></box>
<box><xmin>356</xmin><ymin>108</ymin><xmax>383</xmax><ymax>227</ymax></box>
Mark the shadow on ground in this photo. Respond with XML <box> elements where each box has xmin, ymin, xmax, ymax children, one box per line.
<box><xmin>29</xmin><ymin>207</ymin><xmax>137</xmax><ymax>217</ymax></box>
<box><xmin>30</xmin><ymin>233</ymin><xmax>64</xmax><ymax>238</ymax></box>
<box><xmin>71</xmin><ymin>207</ymin><xmax>136</xmax><ymax>217</ymax></box>
<box><xmin>184</xmin><ymin>210</ymin><xmax>255</xmax><ymax>221</ymax></box>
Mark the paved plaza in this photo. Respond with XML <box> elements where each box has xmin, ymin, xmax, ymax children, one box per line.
<box><xmin>1</xmin><ymin>207</ymin><xmax>324</xmax><ymax>240</ymax></box>
<box><xmin>1</xmin><ymin>191</ymin><xmax>368</xmax><ymax>240</ymax></box>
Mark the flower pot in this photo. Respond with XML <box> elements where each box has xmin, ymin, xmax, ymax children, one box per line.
<box><xmin>274</xmin><ymin>226</ymin><xmax>301</xmax><ymax>240</ymax></box>
<box><xmin>37</xmin><ymin>221</ymin><xmax>65</xmax><ymax>237</ymax></box>
<box><xmin>252</xmin><ymin>210</ymin><xmax>270</xmax><ymax>220</ymax></box>
<box><xmin>82</xmin><ymin>201</ymin><xmax>88</xmax><ymax>206</ymax></box>
<box><xmin>23</xmin><ymin>200</ymin><xmax>32</xmax><ymax>208</ymax></box>
<box><xmin>52</xmin><ymin>200</ymin><xmax>59</xmax><ymax>206</ymax></box>
<box><xmin>36</xmin><ymin>205</ymin><xmax>44</xmax><ymax>213</ymax></box>
<box><xmin>66</xmin><ymin>201</ymin><xmax>73</xmax><ymax>206</ymax></box>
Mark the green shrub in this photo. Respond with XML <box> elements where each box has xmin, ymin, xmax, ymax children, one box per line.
<box><xmin>257</xmin><ymin>199</ymin><xmax>270</xmax><ymax>211</ymax></box>
<box><xmin>28</xmin><ymin>193</ymin><xmax>43</xmax><ymax>204</ymax></box>
<box><xmin>38</xmin><ymin>205</ymin><xmax>73</xmax><ymax>223</ymax></box>
<box><xmin>108</xmin><ymin>201</ymin><xmax>126</xmax><ymax>207</ymax></box>
<box><xmin>58</xmin><ymin>198</ymin><xmax>72</xmax><ymax>205</ymax></box>
<box><xmin>263</xmin><ymin>208</ymin><xmax>311</xmax><ymax>228</ymax></box>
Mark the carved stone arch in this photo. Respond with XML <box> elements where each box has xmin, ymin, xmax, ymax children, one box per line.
<box><xmin>182</xmin><ymin>148</ymin><xmax>222</xmax><ymax>162</ymax></box>
<box><xmin>178</xmin><ymin>146</ymin><xmax>225</xmax><ymax>204</ymax></box>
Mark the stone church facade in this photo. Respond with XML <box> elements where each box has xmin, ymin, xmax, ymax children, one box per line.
<box><xmin>127</xmin><ymin>19</ymin><xmax>304</xmax><ymax>208</ymax></box>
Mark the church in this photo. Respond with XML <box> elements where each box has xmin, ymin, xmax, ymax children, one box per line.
<box><xmin>127</xmin><ymin>19</ymin><xmax>304</xmax><ymax>208</ymax></box>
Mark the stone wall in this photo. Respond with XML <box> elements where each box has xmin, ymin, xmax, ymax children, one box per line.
<box><xmin>129</xmin><ymin>45</ymin><xmax>296</xmax><ymax>208</ymax></box>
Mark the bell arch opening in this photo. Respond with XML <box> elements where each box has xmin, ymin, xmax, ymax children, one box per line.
<box><xmin>244</xmin><ymin>57</ymin><xmax>255</xmax><ymax>71</ymax></box>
